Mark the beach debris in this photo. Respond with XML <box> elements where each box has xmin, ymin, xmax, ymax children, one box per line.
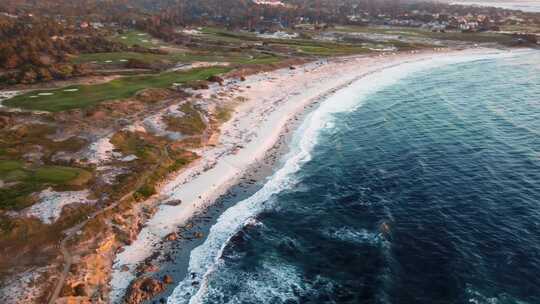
<box><xmin>163</xmin><ymin>275</ymin><xmax>173</xmax><ymax>284</ymax></box>
<box><xmin>165</xmin><ymin>232</ymin><xmax>178</xmax><ymax>241</ymax></box>
<box><xmin>145</xmin><ymin>264</ymin><xmax>159</xmax><ymax>273</ymax></box>
<box><xmin>165</xmin><ymin>199</ymin><xmax>182</xmax><ymax>206</ymax></box>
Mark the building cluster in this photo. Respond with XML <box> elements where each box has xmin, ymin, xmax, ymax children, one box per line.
<box><xmin>347</xmin><ymin>8</ymin><xmax>538</xmax><ymax>33</ymax></box>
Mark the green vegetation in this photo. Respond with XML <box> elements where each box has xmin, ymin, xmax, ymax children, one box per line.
<box><xmin>0</xmin><ymin>160</ymin><xmax>92</xmax><ymax>185</ymax></box>
<box><xmin>199</xmin><ymin>26</ymin><xmax>377</xmax><ymax>56</ymax></box>
<box><xmin>109</xmin><ymin>130</ymin><xmax>199</xmax><ymax>202</ymax></box>
<box><xmin>165</xmin><ymin>103</ymin><xmax>207</xmax><ymax>136</ymax></box>
<box><xmin>501</xmin><ymin>24</ymin><xmax>540</xmax><ymax>34</ymax></box>
<box><xmin>34</xmin><ymin>166</ymin><xmax>92</xmax><ymax>185</ymax></box>
<box><xmin>0</xmin><ymin>160</ymin><xmax>23</xmax><ymax>172</ymax></box>
<box><xmin>332</xmin><ymin>25</ymin><xmax>515</xmax><ymax>44</ymax></box>
<box><xmin>110</xmin><ymin>30</ymin><xmax>164</xmax><ymax>48</ymax></box>
<box><xmin>215</xmin><ymin>105</ymin><xmax>234</xmax><ymax>123</ymax></box>
<box><xmin>110</xmin><ymin>131</ymin><xmax>161</xmax><ymax>162</ymax></box>
<box><xmin>5</xmin><ymin>67</ymin><xmax>231</xmax><ymax>112</ymax></box>
<box><xmin>73</xmin><ymin>51</ymin><xmax>170</xmax><ymax>64</ymax></box>
<box><xmin>0</xmin><ymin>160</ymin><xmax>92</xmax><ymax>210</ymax></box>
<box><xmin>74</xmin><ymin>50</ymin><xmax>280</xmax><ymax>66</ymax></box>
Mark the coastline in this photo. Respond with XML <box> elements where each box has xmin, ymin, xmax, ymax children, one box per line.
<box><xmin>108</xmin><ymin>47</ymin><xmax>518</xmax><ymax>302</ymax></box>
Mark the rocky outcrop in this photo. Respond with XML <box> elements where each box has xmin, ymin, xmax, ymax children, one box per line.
<box><xmin>207</xmin><ymin>75</ymin><xmax>224</xmax><ymax>85</ymax></box>
<box><xmin>163</xmin><ymin>275</ymin><xmax>173</xmax><ymax>285</ymax></box>
<box><xmin>165</xmin><ymin>232</ymin><xmax>178</xmax><ymax>241</ymax></box>
<box><xmin>124</xmin><ymin>275</ymin><xmax>174</xmax><ymax>304</ymax></box>
<box><xmin>124</xmin><ymin>277</ymin><xmax>164</xmax><ymax>304</ymax></box>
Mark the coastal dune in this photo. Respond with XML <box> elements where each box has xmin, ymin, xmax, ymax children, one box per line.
<box><xmin>109</xmin><ymin>47</ymin><xmax>519</xmax><ymax>302</ymax></box>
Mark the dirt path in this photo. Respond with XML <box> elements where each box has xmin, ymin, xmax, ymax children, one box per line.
<box><xmin>48</xmin><ymin>146</ymin><xmax>171</xmax><ymax>304</ymax></box>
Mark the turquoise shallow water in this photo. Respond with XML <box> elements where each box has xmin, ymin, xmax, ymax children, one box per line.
<box><xmin>168</xmin><ymin>50</ymin><xmax>540</xmax><ymax>304</ymax></box>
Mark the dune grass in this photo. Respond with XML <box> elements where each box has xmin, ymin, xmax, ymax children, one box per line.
<box><xmin>5</xmin><ymin>67</ymin><xmax>231</xmax><ymax>112</ymax></box>
<box><xmin>165</xmin><ymin>103</ymin><xmax>206</xmax><ymax>136</ymax></box>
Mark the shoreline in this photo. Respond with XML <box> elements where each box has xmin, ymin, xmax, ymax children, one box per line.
<box><xmin>125</xmin><ymin>77</ymin><xmax>325</xmax><ymax>303</ymax></box>
<box><xmin>108</xmin><ymin>47</ymin><xmax>517</xmax><ymax>302</ymax></box>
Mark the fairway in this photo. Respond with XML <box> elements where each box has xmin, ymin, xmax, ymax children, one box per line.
<box><xmin>74</xmin><ymin>51</ymin><xmax>280</xmax><ymax>65</ymax></box>
<box><xmin>5</xmin><ymin>67</ymin><xmax>231</xmax><ymax>112</ymax></box>
<box><xmin>110</xmin><ymin>30</ymin><xmax>165</xmax><ymax>48</ymax></box>
<box><xmin>0</xmin><ymin>160</ymin><xmax>93</xmax><ymax>210</ymax></box>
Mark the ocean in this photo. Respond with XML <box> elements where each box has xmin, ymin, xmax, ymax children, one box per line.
<box><xmin>451</xmin><ymin>1</ymin><xmax>540</xmax><ymax>13</ymax></box>
<box><xmin>166</xmin><ymin>50</ymin><xmax>540</xmax><ymax>304</ymax></box>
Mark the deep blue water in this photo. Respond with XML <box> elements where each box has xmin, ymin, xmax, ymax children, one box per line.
<box><xmin>169</xmin><ymin>51</ymin><xmax>540</xmax><ymax>304</ymax></box>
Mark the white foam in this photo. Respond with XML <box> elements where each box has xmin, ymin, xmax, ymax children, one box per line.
<box><xmin>324</xmin><ymin>227</ymin><xmax>383</xmax><ymax>245</ymax></box>
<box><xmin>167</xmin><ymin>49</ymin><xmax>528</xmax><ymax>304</ymax></box>
<box><xmin>187</xmin><ymin>262</ymin><xmax>310</xmax><ymax>304</ymax></box>
<box><xmin>108</xmin><ymin>48</ymin><xmax>528</xmax><ymax>303</ymax></box>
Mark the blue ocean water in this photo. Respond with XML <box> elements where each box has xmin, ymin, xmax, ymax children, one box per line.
<box><xmin>168</xmin><ymin>50</ymin><xmax>540</xmax><ymax>304</ymax></box>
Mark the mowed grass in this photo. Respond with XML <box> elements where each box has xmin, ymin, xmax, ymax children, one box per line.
<box><xmin>5</xmin><ymin>67</ymin><xmax>231</xmax><ymax>112</ymax></box>
<box><xmin>110</xmin><ymin>30</ymin><xmax>164</xmax><ymax>48</ymax></box>
<box><xmin>332</xmin><ymin>25</ymin><xmax>515</xmax><ymax>44</ymax></box>
<box><xmin>72</xmin><ymin>52</ymin><xmax>171</xmax><ymax>64</ymax></box>
<box><xmin>0</xmin><ymin>160</ymin><xmax>91</xmax><ymax>185</ymax></box>
<box><xmin>199</xmin><ymin>27</ymin><xmax>380</xmax><ymax>56</ymax></box>
<box><xmin>0</xmin><ymin>160</ymin><xmax>92</xmax><ymax>210</ymax></box>
<box><xmin>74</xmin><ymin>50</ymin><xmax>281</xmax><ymax>66</ymax></box>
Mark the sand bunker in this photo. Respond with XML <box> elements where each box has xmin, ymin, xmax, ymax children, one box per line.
<box><xmin>24</xmin><ymin>188</ymin><xmax>96</xmax><ymax>224</ymax></box>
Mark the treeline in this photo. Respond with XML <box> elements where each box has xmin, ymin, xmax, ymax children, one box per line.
<box><xmin>0</xmin><ymin>15</ymin><xmax>128</xmax><ymax>85</ymax></box>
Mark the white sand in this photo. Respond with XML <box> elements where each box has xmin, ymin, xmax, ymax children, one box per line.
<box><xmin>85</xmin><ymin>136</ymin><xmax>116</xmax><ymax>165</ymax></box>
<box><xmin>24</xmin><ymin>188</ymin><xmax>96</xmax><ymax>224</ymax></box>
<box><xmin>257</xmin><ymin>31</ymin><xmax>299</xmax><ymax>39</ymax></box>
<box><xmin>171</xmin><ymin>61</ymin><xmax>229</xmax><ymax>72</ymax></box>
<box><xmin>109</xmin><ymin>48</ymin><xmax>514</xmax><ymax>301</ymax></box>
<box><xmin>181</xmin><ymin>29</ymin><xmax>202</xmax><ymax>36</ymax></box>
<box><xmin>0</xmin><ymin>267</ymin><xmax>50</xmax><ymax>304</ymax></box>
<box><xmin>0</xmin><ymin>91</ymin><xmax>20</xmax><ymax>107</ymax></box>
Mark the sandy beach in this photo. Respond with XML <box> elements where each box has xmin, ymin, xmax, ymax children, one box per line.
<box><xmin>108</xmin><ymin>47</ymin><xmax>511</xmax><ymax>301</ymax></box>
